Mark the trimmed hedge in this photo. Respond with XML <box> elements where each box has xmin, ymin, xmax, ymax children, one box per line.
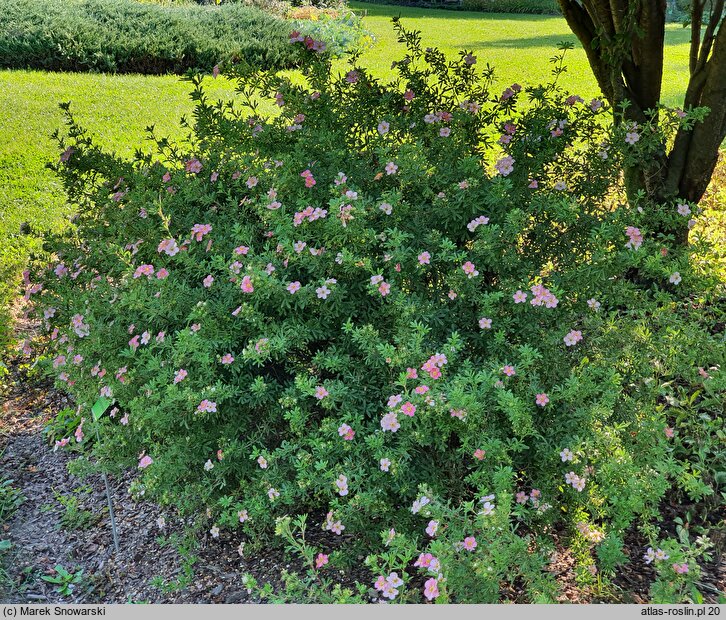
<box><xmin>460</xmin><ymin>0</ymin><xmax>559</xmax><ymax>13</ymax></box>
<box><xmin>0</xmin><ymin>0</ymin><xmax>298</xmax><ymax>74</ymax></box>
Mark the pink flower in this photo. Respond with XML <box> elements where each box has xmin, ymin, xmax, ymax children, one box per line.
<box><xmin>563</xmin><ymin>330</ymin><xmax>583</xmax><ymax>347</ymax></box>
<box><xmin>400</xmin><ymin>401</ymin><xmax>416</xmax><ymax>417</ymax></box>
<box><xmin>197</xmin><ymin>399</ymin><xmax>217</xmax><ymax>413</ymax></box>
<box><xmin>257</xmin><ymin>456</ymin><xmax>268</xmax><ymax>469</ymax></box>
<box><xmin>502</xmin><ymin>365</ymin><xmax>516</xmax><ymax>377</ymax></box>
<box><xmin>59</xmin><ymin>146</ymin><xmax>74</xmax><ymax>163</ymax></box>
<box><xmin>462</xmin><ymin>261</ymin><xmax>479</xmax><ymax>278</ymax></box>
<box><xmin>587</xmin><ymin>298</ymin><xmax>601</xmax><ymax>311</ymax></box>
<box><xmin>379</xmin><ymin>458</ymin><xmax>391</xmax><ymax>472</ymax></box>
<box><xmin>495</xmin><ymin>155</ymin><xmax>514</xmax><ymax>176</ymax></box>
<box><xmin>378</xmin><ymin>120</ymin><xmax>390</xmax><ymax>135</ymax></box>
<box><xmin>381</xmin><ymin>412</ymin><xmax>400</xmax><ymax>432</ymax></box>
<box><xmin>462</xmin><ymin>536</ymin><xmax>477</xmax><ymax>551</ymax></box>
<box><xmin>221</xmin><ymin>354</ymin><xmax>234</xmax><ymax>365</ymax></box>
<box><xmin>467</xmin><ymin>215</ymin><xmax>489</xmax><ymax>232</ymax></box>
<box><xmin>378</xmin><ymin>282</ymin><xmax>391</xmax><ymax>296</ymax></box>
<box><xmin>191</xmin><ymin>223</ymin><xmax>212</xmax><ymax>241</ymax></box>
<box><xmin>129</xmin><ymin>335</ymin><xmax>140</xmax><ymax>350</ymax></box>
<box><xmin>138</xmin><ymin>455</ymin><xmax>153</xmax><ymax>469</ymax></box>
<box><xmin>156</xmin><ymin>268</ymin><xmax>169</xmax><ymax>279</ymax></box>
<box><xmin>625</xmin><ymin>131</ymin><xmax>640</xmax><ymax>145</ymax></box>
<box><xmin>418</xmin><ymin>251</ymin><xmax>431</xmax><ymax>265</ymax></box>
<box><xmin>473</xmin><ymin>449</ymin><xmax>486</xmax><ymax>460</ymax></box>
<box><xmin>449</xmin><ymin>408</ymin><xmax>466</xmax><ymax>420</ymax></box>
<box><xmin>133</xmin><ymin>264</ymin><xmax>154</xmax><ymax>279</ymax></box>
<box><xmin>535</xmin><ymin>393</ymin><xmax>549</xmax><ymax>407</ymax></box>
<box><xmin>516</xmin><ymin>491</ymin><xmax>529</xmax><ymax>504</ymax></box>
<box><xmin>423</xmin><ymin>578</ymin><xmax>440</xmax><ymax>601</ymax></box>
<box><xmin>158</xmin><ymin>238</ymin><xmax>179</xmax><ymax>256</ymax></box>
<box><xmin>74</xmin><ymin>419</ymin><xmax>85</xmax><ymax>443</ymax></box>
<box><xmin>673</xmin><ymin>562</ymin><xmax>689</xmax><ymax>574</ymax></box>
<box><xmin>174</xmin><ymin>368</ymin><xmax>188</xmax><ymax>384</ymax></box>
<box><xmin>426</xmin><ymin>520</ymin><xmax>439</xmax><ymax>537</ymax></box>
<box><xmin>234</xmin><ymin>245</ymin><xmax>249</xmax><ymax>255</ymax></box>
<box><xmin>479</xmin><ymin>317</ymin><xmax>492</xmax><ymax>329</ymax></box>
<box><xmin>530</xmin><ymin>284</ymin><xmax>559</xmax><ymax>308</ymax></box>
<box><xmin>665</xmin><ymin>427</ymin><xmax>675</xmax><ymax>438</ymax></box>
<box><xmin>203</xmin><ymin>275</ymin><xmax>214</xmax><ymax>288</ymax></box>
<box><xmin>439</xmin><ymin>127</ymin><xmax>450</xmax><ymax>137</ymax></box>
<box><xmin>334</xmin><ymin>474</ymin><xmax>349</xmax><ymax>496</ymax></box>
<box><xmin>385</xmin><ymin>161</ymin><xmax>398</xmax><ymax>175</ymax></box>
<box><xmin>625</xmin><ymin>226</ymin><xmax>643</xmax><ymax>250</ymax></box>
<box><xmin>315</xmin><ymin>386</ymin><xmax>329</xmax><ymax>400</ymax></box>
<box><xmin>241</xmin><ymin>275</ymin><xmax>254</xmax><ymax>293</ymax></box>
<box><xmin>513</xmin><ymin>290</ymin><xmax>527</xmax><ymax>304</ymax></box>
<box><xmin>185</xmin><ymin>158</ymin><xmax>203</xmax><ymax>174</ymax></box>
<box><xmin>677</xmin><ymin>203</ymin><xmax>691</xmax><ymax>217</ymax></box>
<box><xmin>316</xmin><ymin>285</ymin><xmax>331</xmax><ymax>299</ymax></box>
<box><xmin>315</xmin><ymin>553</ymin><xmax>329</xmax><ymax>569</ymax></box>
<box><xmin>388</xmin><ymin>394</ymin><xmax>402</xmax><ymax>409</ymax></box>
<box><xmin>338</xmin><ymin>423</ymin><xmax>355</xmax><ymax>441</ymax></box>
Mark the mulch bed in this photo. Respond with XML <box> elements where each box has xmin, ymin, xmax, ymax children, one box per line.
<box><xmin>1</xmin><ymin>311</ymin><xmax>723</xmax><ymax>604</ymax></box>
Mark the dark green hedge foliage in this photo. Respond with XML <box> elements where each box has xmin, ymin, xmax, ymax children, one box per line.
<box><xmin>0</xmin><ymin>0</ymin><xmax>298</xmax><ymax>74</ymax></box>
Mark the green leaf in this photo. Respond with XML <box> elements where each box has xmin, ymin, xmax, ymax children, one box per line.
<box><xmin>91</xmin><ymin>397</ymin><xmax>112</xmax><ymax>422</ymax></box>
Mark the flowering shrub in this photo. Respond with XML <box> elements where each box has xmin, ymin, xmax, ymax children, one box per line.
<box><xmin>28</xmin><ymin>22</ymin><xmax>723</xmax><ymax>602</ymax></box>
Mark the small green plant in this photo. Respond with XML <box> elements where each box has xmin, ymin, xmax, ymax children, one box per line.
<box><xmin>41</xmin><ymin>565</ymin><xmax>84</xmax><ymax>597</ymax></box>
<box><xmin>0</xmin><ymin>478</ymin><xmax>25</xmax><ymax>523</ymax></box>
<box><xmin>150</xmin><ymin>530</ymin><xmax>199</xmax><ymax>593</ymax></box>
<box><xmin>241</xmin><ymin>515</ymin><xmax>369</xmax><ymax>603</ymax></box>
<box><xmin>54</xmin><ymin>488</ymin><xmax>99</xmax><ymax>530</ymax></box>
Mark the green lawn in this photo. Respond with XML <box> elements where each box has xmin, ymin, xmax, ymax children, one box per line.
<box><xmin>350</xmin><ymin>2</ymin><xmax>692</xmax><ymax>105</ymax></box>
<box><xmin>0</xmin><ymin>2</ymin><xmax>695</xmax><ymax>349</ymax></box>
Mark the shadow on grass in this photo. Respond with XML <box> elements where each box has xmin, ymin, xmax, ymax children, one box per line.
<box><xmin>352</xmin><ymin>1</ymin><xmax>694</xmax><ymax>49</ymax></box>
<box><xmin>350</xmin><ymin>1</ymin><xmax>563</xmax><ymax>20</ymax></box>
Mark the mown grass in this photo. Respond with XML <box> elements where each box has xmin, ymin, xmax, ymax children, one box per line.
<box><xmin>350</xmin><ymin>2</ymin><xmax>692</xmax><ymax>105</ymax></box>
<box><xmin>0</xmin><ymin>2</ymin><xmax>704</xmax><ymax>351</ymax></box>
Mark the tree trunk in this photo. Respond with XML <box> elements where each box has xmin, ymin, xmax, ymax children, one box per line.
<box><xmin>557</xmin><ymin>0</ymin><xmax>726</xmax><ymax>216</ymax></box>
